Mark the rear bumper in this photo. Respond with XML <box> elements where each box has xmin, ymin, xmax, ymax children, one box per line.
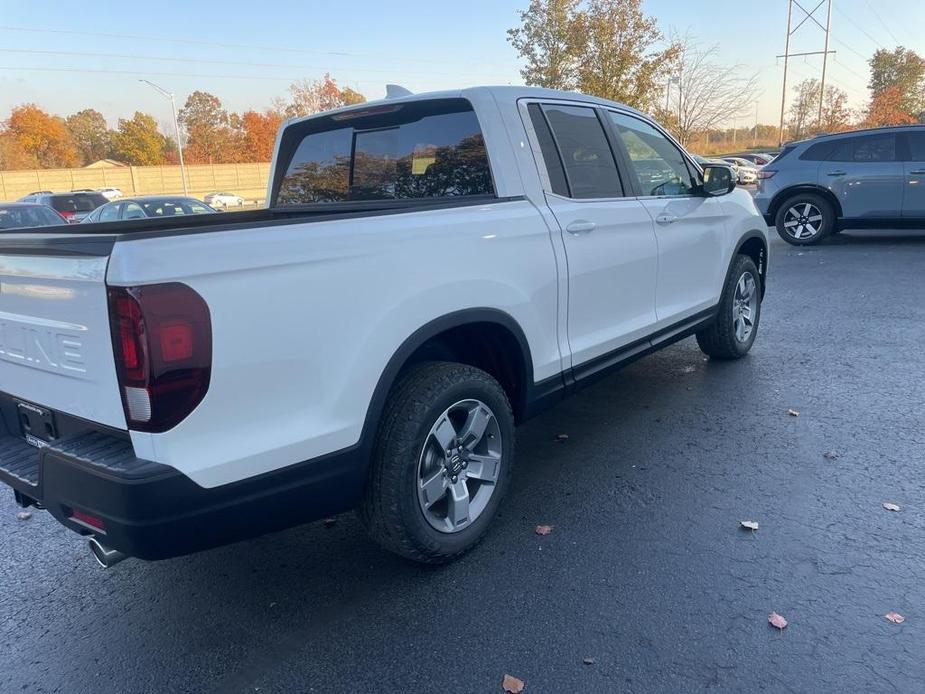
<box><xmin>0</xmin><ymin>396</ymin><xmax>366</xmax><ymax>560</ymax></box>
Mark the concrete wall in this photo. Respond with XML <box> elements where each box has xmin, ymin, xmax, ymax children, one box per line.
<box><xmin>0</xmin><ymin>163</ymin><xmax>272</xmax><ymax>202</ymax></box>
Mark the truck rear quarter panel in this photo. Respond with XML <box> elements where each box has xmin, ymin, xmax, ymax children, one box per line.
<box><xmin>106</xmin><ymin>200</ymin><xmax>559</xmax><ymax>487</ymax></box>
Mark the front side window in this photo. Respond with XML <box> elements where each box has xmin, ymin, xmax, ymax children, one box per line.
<box><xmin>540</xmin><ymin>104</ymin><xmax>623</xmax><ymax>199</ymax></box>
<box><xmin>275</xmin><ymin>99</ymin><xmax>494</xmax><ymax>205</ymax></box>
<box><xmin>122</xmin><ymin>202</ymin><xmax>146</xmax><ymax>220</ymax></box>
<box><xmin>907</xmin><ymin>131</ymin><xmax>925</xmax><ymax>161</ymax></box>
<box><xmin>99</xmin><ymin>204</ymin><xmax>120</xmax><ymax>222</ymax></box>
<box><xmin>609</xmin><ymin>112</ymin><xmax>697</xmax><ymax>196</ymax></box>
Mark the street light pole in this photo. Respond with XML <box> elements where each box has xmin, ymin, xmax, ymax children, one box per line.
<box><xmin>140</xmin><ymin>79</ymin><xmax>188</xmax><ymax>196</ymax></box>
<box><xmin>754</xmin><ymin>100</ymin><xmax>759</xmax><ymax>148</ymax></box>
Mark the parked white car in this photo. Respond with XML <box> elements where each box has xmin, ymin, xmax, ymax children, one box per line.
<box><xmin>97</xmin><ymin>187</ymin><xmax>123</xmax><ymax>201</ymax></box>
<box><xmin>722</xmin><ymin>158</ymin><xmax>760</xmax><ymax>184</ymax></box>
<box><xmin>0</xmin><ymin>86</ymin><xmax>768</xmax><ymax>568</ymax></box>
<box><xmin>204</xmin><ymin>192</ymin><xmax>245</xmax><ymax>207</ymax></box>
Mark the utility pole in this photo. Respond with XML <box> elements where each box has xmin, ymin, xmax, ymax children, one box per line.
<box><xmin>818</xmin><ymin>0</ymin><xmax>834</xmax><ymax>126</ymax></box>
<box><xmin>777</xmin><ymin>0</ymin><xmax>836</xmax><ymax>147</ymax></box>
<box><xmin>140</xmin><ymin>79</ymin><xmax>189</xmax><ymax>196</ymax></box>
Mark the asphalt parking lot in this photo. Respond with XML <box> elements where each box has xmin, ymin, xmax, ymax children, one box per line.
<box><xmin>3</xmin><ymin>230</ymin><xmax>925</xmax><ymax>693</ymax></box>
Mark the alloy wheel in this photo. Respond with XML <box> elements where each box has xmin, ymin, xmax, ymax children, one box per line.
<box><xmin>732</xmin><ymin>271</ymin><xmax>758</xmax><ymax>343</ymax></box>
<box><xmin>417</xmin><ymin>399</ymin><xmax>502</xmax><ymax>533</ymax></box>
<box><xmin>783</xmin><ymin>202</ymin><xmax>824</xmax><ymax>240</ymax></box>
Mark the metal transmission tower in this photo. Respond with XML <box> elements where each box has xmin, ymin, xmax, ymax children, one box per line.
<box><xmin>777</xmin><ymin>0</ymin><xmax>836</xmax><ymax>146</ymax></box>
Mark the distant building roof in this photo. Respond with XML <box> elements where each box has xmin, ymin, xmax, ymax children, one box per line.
<box><xmin>84</xmin><ymin>159</ymin><xmax>128</xmax><ymax>169</ymax></box>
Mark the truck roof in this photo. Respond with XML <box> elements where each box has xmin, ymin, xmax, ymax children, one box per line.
<box><xmin>284</xmin><ymin>85</ymin><xmax>649</xmax><ymax>128</ymax></box>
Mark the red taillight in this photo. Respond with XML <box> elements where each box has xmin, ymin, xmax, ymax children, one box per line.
<box><xmin>58</xmin><ymin>209</ymin><xmax>76</xmax><ymax>221</ymax></box>
<box><xmin>757</xmin><ymin>169</ymin><xmax>777</xmax><ymax>180</ymax></box>
<box><xmin>107</xmin><ymin>283</ymin><xmax>212</xmax><ymax>433</ymax></box>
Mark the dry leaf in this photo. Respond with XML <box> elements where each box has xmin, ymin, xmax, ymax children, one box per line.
<box><xmin>16</xmin><ymin>511</ymin><xmax>32</xmax><ymax>521</ymax></box>
<box><xmin>502</xmin><ymin>674</ymin><xmax>525</xmax><ymax>693</ymax></box>
<box><xmin>768</xmin><ymin>611</ymin><xmax>788</xmax><ymax>630</ymax></box>
<box><xmin>555</xmin><ymin>434</ymin><xmax>569</xmax><ymax>442</ymax></box>
<box><xmin>787</xmin><ymin>408</ymin><xmax>800</xmax><ymax>417</ymax></box>
<box><xmin>822</xmin><ymin>451</ymin><xmax>839</xmax><ymax>460</ymax></box>
<box><xmin>582</xmin><ymin>657</ymin><xmax>596</xmax><ymax>665</ymax></box>
<box><xmin>882</xmin><ymin>502</ymin><xmax>902</xmax><ymax>512</ymax></box>
<box><xmin>535</xmin><ymin>525</ymin><xmax>554</xmax><ymax>536</ymax></box>
<box><xmin>885</xmin><ymin>612</ymin><xmax>905</xmax><ymax>624</ymax></box>
<box><xmin>740</xmin><ymin>520</ymin><xmax>759</xmax><ymax>531</ymax></box>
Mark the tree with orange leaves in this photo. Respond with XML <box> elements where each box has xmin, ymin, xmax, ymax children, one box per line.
<box><xmin>4</xmin><ymin>104</ymin><xmax>79</xmax><ymax>168</ymax></box>
<box><xmin>241</xmin><ymin>109</ymin><xmax>285</xmax><ymax>162</ymax></box>
<box><xmin>865</xmin><ymin>86</ymin><xmax>916</xmax><ymax>127</ymax></box>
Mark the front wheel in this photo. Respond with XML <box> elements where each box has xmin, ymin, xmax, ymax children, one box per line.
<box><xmin>697</xmin><ymin>255</ymin><xmax>762</xmax><ymax>360</ymax></box>
<box><xmin>359</xmin><ymin>362</ymin><xmax>515</xmax><ymax>563</ymax></box>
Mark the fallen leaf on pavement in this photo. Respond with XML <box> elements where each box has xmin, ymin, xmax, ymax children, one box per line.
<box><xmin>740</xmin><ymin>520</ymin><xmax>759</xmax><ymax>531</ymax></box>
<box><xmin>535</xmin><ymin>525</ymin><xmax>554</xmax><ymax>536</ymax></box>
<box><xmin>502</xmin><ymin>674</ymin><xmax>525</xmax><ymax>693</ymax></box>
<box><xmin>787</xmin><ymin>408</ymin><xmax>800</xmax><ymax>417</ymax></box>
<box><xmin>555</xmin><ymin>433</ymin><xmax>569</xmax><ymax>442</ymax></box>
<box><xmin>885</xmin><ymin>612</ymin><xmax>905</xmax><ymax>624</ymax></box>
<box><xmin>882</xmin><ymin>502</ymin><xmax>902</xmax><ymax>512</ymax></box>
<box><xmin>582</xmin><ymin>657</ymin><xmax>596</xmax><ymax>665</ymax></box>
<box><xmin>822</xmin><ymin>451</ymin><xmax>839</xmax><ymax>460</ymax></box>
<box><xmin>768</xmin><ymin>612</ymin><xmax>788</xmax><ymax>630</ymax></box>
<box><xmin>16</xmin><ymin>511</ymin><xmax>32</xmax><ymax>521</ymax></box>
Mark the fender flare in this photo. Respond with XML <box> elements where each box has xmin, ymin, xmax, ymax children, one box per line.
<box><xmin>357</xmin><ymin>308</ymin><xmax>537</xmax><ymax>452</ymax></box>
<box><xmin>729</xmin><ymin>230</ymin><xmax>769</xmax><ymax>298</ymax></box>
<box><xmin>768</xmin><ymin>185</ymin><xmax>843</xmax><ymax>221</ymax></box>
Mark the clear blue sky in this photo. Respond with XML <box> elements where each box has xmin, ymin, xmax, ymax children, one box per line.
<box><xmin>0</xmin><ymin>0</ymin><xmax>921</xmax><ymax>130</ymax></box>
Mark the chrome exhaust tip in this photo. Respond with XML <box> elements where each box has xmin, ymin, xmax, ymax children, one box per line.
<box><xmin>88</xmin><ymin>537</ymin><xmax>127</xmax><ymax>569</ymax></box>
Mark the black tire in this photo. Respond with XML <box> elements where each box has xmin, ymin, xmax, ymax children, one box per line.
<box><xmin>359</xmin><ymin>361</ymin><xmax>515</xmax><ymax>564</ymax></box>
<box><xmin>774</xmin><ymin>192</ymin><xmax>835</xmax><ymax>245</ymax></box>
<box><xmin>697</xmin><ymin>255</ymin><xmax>762</xmax><ymax>360</ymax></box>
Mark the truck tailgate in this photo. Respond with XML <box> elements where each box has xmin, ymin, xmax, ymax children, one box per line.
<box><xmin>0</xmin><ymin>247</ymin><xmax>126</xmax><ymax>430</ymax></box>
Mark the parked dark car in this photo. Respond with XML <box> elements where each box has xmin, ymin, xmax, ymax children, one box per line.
<box><xmin>16</xmin><ymin>192</ymin><xmax>108</xmax><ymax>223</ymax></box>
<box><xmin>0</xmin><ymin>203</ymin><xmax>68</xmax><ymax>230</ymax></box>
<box><xmin>81</xmin><ymin>196</ymin><xmax>217</xmax><ymax>223</ymax></box>
<box><xmin>754</xmin><ymin>125</ymin><xmax>925</xmax><ymax>245</ymax></box>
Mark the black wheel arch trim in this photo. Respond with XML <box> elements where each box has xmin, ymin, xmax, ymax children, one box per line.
<box><xmin>731</xmin><ymin>230</ymin><xmax>769</xmax><ymax>298</ymax></box>
<box><xmin>359</xmin><ymin>308</ymin><xmax>555</xmax><ymax>451</ymax></box>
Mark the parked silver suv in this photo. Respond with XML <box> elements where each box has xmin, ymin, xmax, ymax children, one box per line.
<box><xmin>754</xmin><ymin>125</ymin><xmax>925</xmax><ymax>245</ymax></box>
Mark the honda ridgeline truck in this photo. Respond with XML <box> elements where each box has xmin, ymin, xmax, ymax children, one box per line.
<box><xmin>0</xmin><ymin>87</ymin><xmax>768</xmax><ymax>567</ymax></box>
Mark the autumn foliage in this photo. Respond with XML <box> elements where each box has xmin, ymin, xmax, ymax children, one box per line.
<box><xmin>0</xmin><ymin>76</ymin><xmax>365</xmax><ymax>170</ymax></box>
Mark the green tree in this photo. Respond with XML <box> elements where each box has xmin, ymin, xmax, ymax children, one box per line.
<box><xmin>507</xmin><ymin>0</ymin><xmax>582</xmax><ymax>90</ymax></box>
<box><xmin>178</xmin><ymin>90</ymin><xmax>244</xmax><ymax>164</ymax></box>
<box><xmin>65</xmin><ymin>109</ymin><xmax>111</xmax><ymax>165</ymax></box>
<box><xmin>111</xmin><ymin>112</ymin><xmax>167</xmax><ymax>165</ymax></box>
<box><xmin>868</xmin><ymin>47</ymin><xmax>925</xmax><ymax>118</ymax></box>
<box><xmin>507</xmin><ymin>0</ymin><xmax>679</xmax><ymax>110</ymax></box>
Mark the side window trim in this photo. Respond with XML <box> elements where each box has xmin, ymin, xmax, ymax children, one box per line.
<box><xmin>537</xmin><ymin>101</ymin><xmax>626</xmax><ymax>200</ymax></box>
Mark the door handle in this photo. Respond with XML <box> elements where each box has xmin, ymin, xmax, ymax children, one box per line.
<box><xmin>565</xmin><ymin>220</ymin><xmax>596</xmax><ymax>234</ymax></box>
<box><xmin>910</xmin><ymin>170</ymin><xmax>925</xmax><ymax>175</ymax></box>
<box><xmin>827</xmin><ymin>171</ymin><xmax>846</xmax><ymax>177</ymax></box>
<box><xmin>655</xmin><ymin>213</ymin><xmax>678</xmax><ymax>225</ymax></box>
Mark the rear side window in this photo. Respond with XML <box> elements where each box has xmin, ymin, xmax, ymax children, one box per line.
<box><xmin>541</xmin><ymin>104</ymin><xmax>623</xmax><ymax>199</ymax></box>
<box><xmin>828</xmin><ymin>135</ymin><xmax>897</xmax><ymax>162</ymax></box>
<box><xmin>800</xmin><ymin>141</ymin><xmax>836</xmax><ymax>161</ymax></box>
<box><xmin>274</xmin><ymin>98</ymin><xmax>494</xmax><ymax>205</ymax></box>
<box><xmin>50</xmin><ymin>193</ymin><xmax>107</xmax><ymax>212</ymax></box>
<box><xmin>527</xmin><ymin>103</ymin><xmax>569</xmax><ymax>197</ymax></box>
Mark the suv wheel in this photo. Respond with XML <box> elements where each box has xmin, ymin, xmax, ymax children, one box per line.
<box><xmin>697</xmin><ymin>255</ymin><xmax>762</xmax><ymax>359</ymax></box>
<box><xmin>774</xmin><ymin>193</ymin><xmax>835</xmax><ymax>245</ymax></box>
<box><xmin>360</xmin><ymin>362</ymin><xmax>514</xmax><ymax>563</ymax></box>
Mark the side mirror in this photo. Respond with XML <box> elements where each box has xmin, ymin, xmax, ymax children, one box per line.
<box><xmin>701</xmin><ymin>164</ymin><xmax>736</xmax><ymax>196</ymax></box>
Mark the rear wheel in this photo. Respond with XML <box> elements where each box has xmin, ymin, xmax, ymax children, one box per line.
<box><xmin>774</xmin><ymin>193</ymin><xmax>835</xmax><ymax>245</ymax></box>
<box><xmin>697</xmin><ymin>255</ymin><xmax>762</xmax><ymax>360</ymax></box>
<box><xmin>359</xmin><ymin>362</ymin><xmax>514</xmax><ymax>563</ymax></box>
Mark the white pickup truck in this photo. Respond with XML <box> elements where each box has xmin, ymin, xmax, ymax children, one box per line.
<box><xmin>0</xmin><ymin>87</ymin><xmax>768</xmax><ymax>566</ymax></box>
